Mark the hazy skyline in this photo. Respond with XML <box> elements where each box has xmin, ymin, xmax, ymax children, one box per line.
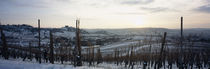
<box><xmin>0</xmin><ymin>0</ymin><xmax>210</xmax><ymax>29</ymax></box>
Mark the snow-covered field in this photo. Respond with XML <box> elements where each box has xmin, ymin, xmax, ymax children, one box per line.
<box><xmin>0</xmin><ymin>59</ymin><xmax>75</xmax><ymax>69</ymax></box>
<box><xmin>0</xmin><ymin>59</ymin><xmax>125</xmax><ymax>69</ymax></box>
<box><xmin>1</xmin><ymin>58</ymin><xmax>209</xmax><ymax>69</ymax></box>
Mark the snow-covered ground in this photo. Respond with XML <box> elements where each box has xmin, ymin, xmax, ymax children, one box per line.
<box><xmin>0</xmin><ymin>59</ymin><xmax>125</xmax><ymax>69</ymax></box>
<box><xmin>0</xmin><ymin>59</ymin><xmax>74</xmax><ymax>69</ymax></box>
<box><xmin>1</xmin><ymin>58</ymin><xmax>208</xmax><ymax>69</ymax></box>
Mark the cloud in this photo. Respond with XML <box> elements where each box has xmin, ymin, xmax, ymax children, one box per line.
<box><xmin>0</xmin><ymin>0</ymin><xmax>73</xmax><ymax>8</ymax></box>
<box><xmin>0</xmin><ymin>0</ymin><xmax>49</xmax><ymax>8</ymax></box>
<box><xmin>194</xmin><ymin>4</ymin><xmax>210</xmax><ymax>13</ymax></box>
<box><xmin>140</xmin><ymin>7</ymin><xmax>169</xmax><ymax>13</ymax></box>
<box><xmin>121</xmin><ymin>0</ymin><xmax>154</xmax><ymax>5</ymax></box>
<box><xmin>115</xmin><ymin>12</ymin><xmax>145</xmax><ymax>15</ymax></box>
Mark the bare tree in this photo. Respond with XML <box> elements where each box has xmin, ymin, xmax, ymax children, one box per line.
<box><xmin>29</xmin><ymin>42</ymin><xmax>32</xmax><ymax>61</ymax></box>
<box><xmin>0</xmin><ymin>28</ymin><xmax>9</xmax><ymax>59</ymax></box>
<box><xmin>49</xmin><ymin>31</ymin><xmax>54</xmax><ymax>64</ymax></box>
<box><xmin>157</xmin><ymin>32</ymin><xmax>167</xmax><ymax>69</ymax></box>
<box><xmin>96</xmin><ymin>48</ymin><xmax>102</xmax><ymax>64</ymax></box>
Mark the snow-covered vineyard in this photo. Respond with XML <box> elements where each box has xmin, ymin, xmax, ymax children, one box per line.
<box><xmin>0</xmin><ymin>23</ymin><xmax>210</xmax><ymax>69</ymax></box>
<box><xmin>1</xmin><ymin>58</ymin><xmax>209</xmax><ymax>69</ymax></box>
<box><xmin>0</xmin><ymin>58</ymin><xmax>133</xmax><ymax>69</ymax></box>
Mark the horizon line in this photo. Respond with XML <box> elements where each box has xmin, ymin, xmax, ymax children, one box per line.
<box><xmin>1</xmin><ymin>24</ymin><xmax>210</xmax><ymax>30</ymax></box>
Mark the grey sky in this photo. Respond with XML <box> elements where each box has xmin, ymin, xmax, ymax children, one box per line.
<box><xmin>0</xmin><ymin>0</ymin><xmax>210</xmax><ymax>29</ymax></box>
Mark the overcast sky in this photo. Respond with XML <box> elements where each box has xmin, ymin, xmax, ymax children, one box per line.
<box><xmin>0</xmin><ymin>0</ymin><xmax>210</xmax><ymax>29</ymax></box>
